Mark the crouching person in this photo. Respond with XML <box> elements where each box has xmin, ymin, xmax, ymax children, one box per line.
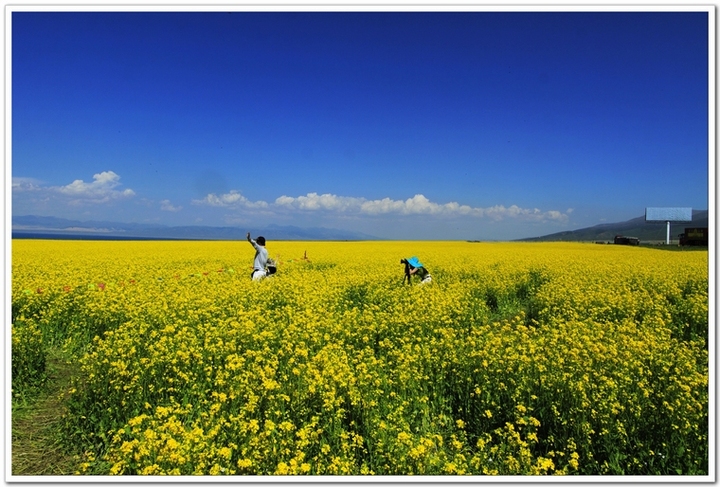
<box><xmin>405</xmin><ymin>256</ymin><xmax>432</xmax><ymax>285</ymax></box>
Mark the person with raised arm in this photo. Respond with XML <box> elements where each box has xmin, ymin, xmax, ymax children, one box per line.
<box><xmin>247</xmin><ymin>232</ymin><xmax>270</xmax><ymax>280</ymax></box>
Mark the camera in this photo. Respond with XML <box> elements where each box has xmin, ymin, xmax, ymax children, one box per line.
<box><xmin>400</xmin><ymin>258</ymin><xmax>408</xmax><ymax>265</ymax></box>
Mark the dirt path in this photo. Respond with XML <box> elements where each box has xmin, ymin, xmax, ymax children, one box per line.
<box><xmin>11</xmin><ymin>354</ymin><xmax>82</xmax><ymax>476</ymax></box>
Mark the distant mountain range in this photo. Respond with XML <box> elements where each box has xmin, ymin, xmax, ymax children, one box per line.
<box><xmin>516</xmin><ymin>210</ymin><xmax>709</xmax><ymax>243</ymax></box>
<box><xmin>12</xmin><ymin>211</ymin><xmax>710</xmax><ymax>242</ymax></box>
<box><xmin>11</xmin><ymin>215</ymin><xmax>379</xmax><ymax>241</ymax></box>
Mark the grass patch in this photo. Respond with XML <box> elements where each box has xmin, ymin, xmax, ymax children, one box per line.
<box><xmin>12</xmin><ymin>349</ymin><xmax>83</xmax><ymax>476</ymax></box>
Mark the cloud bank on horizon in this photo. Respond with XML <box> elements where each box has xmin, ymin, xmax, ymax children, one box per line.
<box><xmin>13</xmin><ymin>170</ymin><xmax>573</xmax><ymax>230</ymax></box>
<box><xmin>197</xmin><ymin>190</ymin><xmax>571</xmax><ymax>222</ymax></box>
<box><xmin>13</xmin><ymin>171</ymin><xmax>135</xmax><ymax>205</ymax></box>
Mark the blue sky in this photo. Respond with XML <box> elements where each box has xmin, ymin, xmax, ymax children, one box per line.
<box><xmin>10</xmin><ymin>8</ymin><xmax>711</xmax><ymax>240</ymax></box>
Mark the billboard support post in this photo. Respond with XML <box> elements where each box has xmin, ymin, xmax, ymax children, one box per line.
<box><xmin>645</xmin><ymin>207</ymin><xmax>693</xmax><ymax>245</ymax></box>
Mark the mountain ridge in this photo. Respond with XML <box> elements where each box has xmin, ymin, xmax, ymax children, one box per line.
<box><xmin>12</xmin><ymin>215</ymin><xmax>380</xmax><ymax>241</ymax></box>
<box><xmin>516</xmin><ymin>210</ymin><xmax>708</xmax><ymax>243</ymax></box>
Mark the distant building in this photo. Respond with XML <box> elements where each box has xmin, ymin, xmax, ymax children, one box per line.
<box><xmin>679</xmin><ymin>228</ymin><xmax>708</xmax><ymax>246</ymax></box>
<box><xmin>614</xmin><ymin>235</ymin><xmax>640</xmax><ymax>246</ymax></box>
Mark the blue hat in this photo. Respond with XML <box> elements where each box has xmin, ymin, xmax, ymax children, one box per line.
<box><xmin>407</xmin><ymin>256</ymin><xmax>423</xmax><ymax>268</ymax></box>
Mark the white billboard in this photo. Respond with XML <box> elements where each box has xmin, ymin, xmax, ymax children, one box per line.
<box><xmin>645</xmin><ymin>207</ymin><xmax>692</xmax><ymax>222</ymax></box>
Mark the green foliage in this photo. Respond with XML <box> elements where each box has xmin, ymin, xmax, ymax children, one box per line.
<box><xmin>11</xmin><ymin>316</ymin><xmax>47</xmax><ymax>397</ymax></box>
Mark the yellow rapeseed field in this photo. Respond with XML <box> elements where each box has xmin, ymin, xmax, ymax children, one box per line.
<box><xmin>11</xmin><ymin>239</ymin><xmax>709</xmax><ymax>476</ymax></box>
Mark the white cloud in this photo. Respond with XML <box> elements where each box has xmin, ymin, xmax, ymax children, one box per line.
<box><xmin>481</xmin><ymin>204</ymin><xmax>572</xmax><ymax>223</ymax></box>
<box><xmin>160</xmin><ymin>200</ymin><xmax>182</xmax><ymax>212</ymax></box>
<box><xmin>275</xmin><ymin>192</ymin><xmax>364</xmax><ymax>211</ymax></box>
<box><xmin>57</xmin><ymin>171</ymin><xmax>135</xmax><ymax>203</ymax></box>
<box><xmin>12</xmin><ymin>177</ymin><xmax>43</xmax><ymax>192</ymax></box>
<box><xmin>12</xmin><ymin>171</ymin><xmax>135</xmax><ymax>205</ymax></box>
<box><xmin>272</xmin><ymin>191</ymin><xmax>570</xmax><ymax>222</ymax></box>
<box><xmin>546</xmin><ymin>210</ymin><xmax>564</xmax><ymax>221</ymax></box>
<box><xmin>193</xmin><ymin>190</ymin><xmax>269</xmax><ymax>209</ymax></box>
<box><xmin>358</xmin><ymin>194</ymin><xmax>481</xmax><ymax>216</ymax></box>
<box><xmin>359</xmin><ymin>197</ymin><xmax>405</xmax><ymax>214</ymax></box>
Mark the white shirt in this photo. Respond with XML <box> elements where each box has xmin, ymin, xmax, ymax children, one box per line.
<box><xmin>250</xmin><ymin>239</ymin><xmax>269</xmax><ymax>271</ymax></box>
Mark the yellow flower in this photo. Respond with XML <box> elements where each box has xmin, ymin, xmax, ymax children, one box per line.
<box><xmin>12</xmin><ymin>239</ymin><xmax>707</xmax><ymax>476</ymax></box>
